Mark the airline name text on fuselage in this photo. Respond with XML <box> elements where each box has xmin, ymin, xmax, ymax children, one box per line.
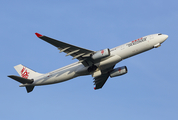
<box><xmin>127</xmin><ymin>37</ymin><xmax>147</xmax><ymax>47</ymax></box>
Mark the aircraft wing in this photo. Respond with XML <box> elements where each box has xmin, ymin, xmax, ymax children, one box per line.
<box><xmin>35</xmin><ymin>33</ymin><xmax>94</xmax><ymax>64</ymax></box>
<box><xmin>93</xmin><ymin>73</ymin><xmax>110</xmax><ymax>90</ymax></box>
<box><xmin>93</xmin><ymin>65</ymin><xmax>115</xmax><ymax>89</ymax></box>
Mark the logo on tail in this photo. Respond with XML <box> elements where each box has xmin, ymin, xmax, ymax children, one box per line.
<box><xmin>21</xmin><ymin>67</ymin><xmax>29</xmax><ymax>79</ymax></box>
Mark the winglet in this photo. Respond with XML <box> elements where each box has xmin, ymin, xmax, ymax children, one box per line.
<box><xmin>35</xmin><ymin>33</ymin><xmax>43</xmax><ymax>37</ymax></box>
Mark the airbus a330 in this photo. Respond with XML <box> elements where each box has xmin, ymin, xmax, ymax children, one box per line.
<box><xmin>8</xmin><ymin>33</ymin><xmax>168</xmax><ymax>93</ymax></box>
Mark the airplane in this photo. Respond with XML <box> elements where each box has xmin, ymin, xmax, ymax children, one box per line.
<box><xmin>8</xmin><ymin>33</ymin><xmax>168</xmax><ymax>93</ymax></box>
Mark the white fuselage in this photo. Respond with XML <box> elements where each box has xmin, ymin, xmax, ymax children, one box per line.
<box><xmin>20</xmin><ymin>34</ymin><xmax>168</xmax><ymax>87</ymax></box>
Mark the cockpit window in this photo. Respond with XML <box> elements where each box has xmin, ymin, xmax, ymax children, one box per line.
<box><xmin>158</xmin><ymin>33</ymin><xmax>162</xmax><ymax>35</ymax></box>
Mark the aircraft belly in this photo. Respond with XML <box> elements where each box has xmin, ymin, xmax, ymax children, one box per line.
<box><xmin>33</xmin><ymin>64</ymin><xmax>83</xmax><ymax>85</ymax></box>
<box><xmin>34</xmin><ymin>71</ymin><xmax>77</xmax><ymax>85</ymax></box>
<box><xmin>54</xmin><ymin>71</ymin><xmax>76</xmax><ymax>83</ymax></box>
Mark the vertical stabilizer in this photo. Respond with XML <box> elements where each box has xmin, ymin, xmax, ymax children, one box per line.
<box><xmin>14</xmin><ymin>64</ymin><xmax>43</xmax><ymax>79</ymax></box>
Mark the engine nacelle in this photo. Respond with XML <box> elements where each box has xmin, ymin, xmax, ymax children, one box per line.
<box><xmin>110</xmin><ymin>66</ymin><xmax>128</xmax><ymax>78</ymax></box>
<box><xmin>92</xmin><ymin>48</ymin><xmax>110</xmax><ymax>60</ymax></box>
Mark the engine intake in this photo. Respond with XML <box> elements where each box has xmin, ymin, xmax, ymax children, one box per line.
<box><xmin>92</xmin><ymin>48</ymin><xmax>110</xmax><ymax>60</ymax></box>
<box><xmin>110</xmin><ymin>66</ymin><xmax>128</xmax><ymax>78</ymax></box>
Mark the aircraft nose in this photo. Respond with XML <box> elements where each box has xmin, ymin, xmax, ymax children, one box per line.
<box><xmin>164</xmin><ymin>34</ymin><xmax>168</xmax><ymax>39</ymax></box>
<box><xmin>161</xmin><ymin>34</ymin><xmax>168</xmax><ymax>43</ymax></box>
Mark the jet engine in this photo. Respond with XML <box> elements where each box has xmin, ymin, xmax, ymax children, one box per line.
<box><xmin>92</xmin><ymin>48</ymin><xmax>110</xmax><ymax>60</ymax></box>
<box><xmin>110</xmin><ymin>66</ymin><xmax>128</xmax><ymax>78</ymax></box>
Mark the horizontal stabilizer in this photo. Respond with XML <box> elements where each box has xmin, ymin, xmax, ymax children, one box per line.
<box><xmin>8</xmin><ymin>75</ymin><xmax>34</xmax><ymax>84</ymax></box>
<box><xmin>26</xmin><ymin>86</ymin><xmax>34</xmax><ymax>93</ymax></box>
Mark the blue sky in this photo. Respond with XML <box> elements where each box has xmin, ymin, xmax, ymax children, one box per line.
<box><xmin>1</xmin><ymin>0</ymin><xmax>178</xmax><ymax>120</ymax></box>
